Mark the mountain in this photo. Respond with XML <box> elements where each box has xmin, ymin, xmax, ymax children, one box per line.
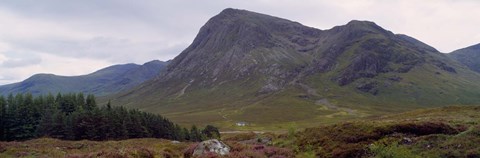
<box><xmin>111</xmin><ymin>8</ymin><xmax>480</xmax><ymax>128</ymax></box>
<box><xmin>449</xmin><ymin>43</ymin><xmax>480</xmax><ymax>72</ymax></box>
<box><xmin>0</xmin><ymin>60</ymin><xmax>168</xmax><ymax>96</ymax></box>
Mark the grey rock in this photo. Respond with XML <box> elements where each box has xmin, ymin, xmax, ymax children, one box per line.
<box><xmin>356</xmin><ymin>81</ymin><xmax>379</xmax><ymax>95</ymax></box>
<box><xmin>193</xmin><ymin>139</ymin><xmax>230</xmax><ymax>156</ymax></box>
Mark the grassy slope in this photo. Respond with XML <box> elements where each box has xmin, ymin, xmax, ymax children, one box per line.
<box><xmin>121</xmin><ymin>58</ymin><xmax>480</xmax><ymax>131</ymax></box>
<box><xmin>157</xmin><ymin>54</ymin><xmax>480</xmax><ymax>131</ymax></box>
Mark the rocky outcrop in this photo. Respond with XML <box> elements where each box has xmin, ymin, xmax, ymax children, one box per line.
<box><xmin>192</xmin><ymin>139</ymin><xmax>230</xmax><ymax>156</ymax></box>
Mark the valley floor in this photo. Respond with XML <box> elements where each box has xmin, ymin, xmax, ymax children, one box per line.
<box><xmin>1</xmin><ymin>106</ymin><xmax>480</xmax><ymax>158</ymax></box>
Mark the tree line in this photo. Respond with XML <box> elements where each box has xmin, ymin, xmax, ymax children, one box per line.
<box><xmin>0</xmin><ymin>93</ymin><xmax>219</xmax><ymax>142</ymax></box>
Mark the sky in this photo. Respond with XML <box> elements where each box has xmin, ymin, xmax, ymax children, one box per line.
<box><xmin>0</xmin><ymin>0</ymin><xmax>479</xmax><ymax>85</ymax></box>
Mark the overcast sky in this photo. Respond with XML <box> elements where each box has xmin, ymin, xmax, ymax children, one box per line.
<box><xmin>0</xmin><ymin>0</ymin><xmax>479</xmax><ymax>85</ymax></box>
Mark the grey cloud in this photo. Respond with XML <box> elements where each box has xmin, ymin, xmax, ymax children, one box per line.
<box><xmin>6</xmin><ymin>36</ymin><xmax>187</xmax><ymax>63</ymax></box>
<box><xmin>0</xmin><ymin>52</ymin><xmax>42</xmax><ymax>68</ymax></box>
<box><xmin>0</xmin><ymin>0</ymin><xmax>479</xmax><ymax>85</ymax></box>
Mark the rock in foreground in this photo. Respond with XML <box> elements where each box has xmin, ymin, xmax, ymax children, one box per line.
<box><xmin>193</xmin><ymin>139</ymin><xmax>230</xmax><ymax>156</ymax></box>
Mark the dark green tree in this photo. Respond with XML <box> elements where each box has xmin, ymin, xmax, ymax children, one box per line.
<box><xmin>58</xmin><ymin>93</ymin><xmax>76</xmax><ymax>114</ymax></box>
<box><xmin>0</xmin><ymin>93</ymin><xmax>218</xmax><ymax>142</ymax></box>
<box><xmin>0</xmin><ymin>96</ymin><xmax>6</xmax><ymax>140</ymax></box>
<box><xmin>51</xmin><ymin>110</ymin><xmax>67</xmax><ymax>139</ymax></box>
<box><xmin>202</xmin><ymin>125</ymin><xmax>220</xmax><ymax>139</ymax></box>
<box><xmin>190</xmin><ymin>125</ymin><xmax>202</xmax><ymax>142</ymax></box>
<box><xmin>183</xmin><ymin>128</ymin><xmax>191</xmax><ymax>141</ymax></box>
<box><xmin>85</xmin><ymin>94</ymin><xmax>96</xmax><ymax>111</ymax></box>
<box><xmin>76</xmin><ymin>93</ymin><xmax>85</xmax><ymax>108</ymax></box>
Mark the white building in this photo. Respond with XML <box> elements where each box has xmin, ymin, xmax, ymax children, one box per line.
<box><xmin>236</xmin><ymin>122</ymin><xmax>247</xmax><ymax>126</ymax></box>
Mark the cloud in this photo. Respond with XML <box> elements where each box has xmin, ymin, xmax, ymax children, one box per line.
<box><xmin>0</xmin><ymin>0</ymin><xmax>479</xmax><ymax>85</ymax></box>
<box><xmin>0</xmin><ymin>52</ymin><xmax>111</xmax><ymax>85</ymax></box>
<box><xmin>0</xmin><ymin>7</ymin><xmax>190</xmax><ymax>63</ymax></box>
<box><xmin>1</xmin><ymin>55</ymin><xmax>42</xmax><ymax>68</ymax></box>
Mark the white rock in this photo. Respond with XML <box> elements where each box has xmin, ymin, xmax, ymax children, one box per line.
<box><xmin>193</xmin><ymin>139</ymin><xmax>230</xmax><ymax>156</ymax></box>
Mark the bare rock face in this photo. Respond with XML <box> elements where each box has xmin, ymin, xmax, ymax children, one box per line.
<box><xmin>192</xmin><ymin>139</ymin><xmax>230</xmax><ymax>156</ymax></box>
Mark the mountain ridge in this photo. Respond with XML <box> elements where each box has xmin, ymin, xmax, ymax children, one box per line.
<box><xmin>448</xmin><ymin>43</ymin><xmax>480</xmax><ymax>72</ymax></box>
<box><xmin>0</xmin><ymin>60</ymin><xmax>168</xmax><ymax>96</ymax></box>
<box><xmin>106</xmin><ymin>8</ymin><xmax>480</xmax><ymax>128</ymax></box>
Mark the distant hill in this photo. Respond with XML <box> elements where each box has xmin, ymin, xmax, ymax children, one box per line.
<box><xmin>448</xmin><ymin>43</ymin><xmax>480</xmax><ymax>72</ymax></box>
<box><xmin>110</xmin><ymin>8</ymin><xmax>480</xmax><ymax>128</ymax></box>
<box><xmin>0</xmin><ymin>60</ymin><xmax>168</xmax><ymax>96</ymax></box>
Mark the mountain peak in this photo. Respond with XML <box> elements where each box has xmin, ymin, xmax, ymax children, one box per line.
<box><xmin>346</xmin><ymin>20</ymin><xmax>377</xmax><ymax>26</ymax></box>
<box><xmin>209</xmin><ymin>8</ymin><xmax>296</xmax><ymax>26</ymax></box>
<box><xmin>342</xmin><ymin>20</ymin><xmax>390</xmax><ymax>34</ymax></box>
<box><xmin>29</xmin><ymin>73</ymin><xmax>57</xmax><ymax>79</ymax></box>
<box><xmin>143</xmin><ymin>60</ymin><xmax>166</xmax><ymax>66</ymax></box>
<box><xmin>218</xmin><ymin>8</ymin><xmax>250</xmax><ymax>16</ymax></box>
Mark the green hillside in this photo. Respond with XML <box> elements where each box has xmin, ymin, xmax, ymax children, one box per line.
<box><xmin>449</xmin><ymin>43</ymin><xmax>480</xmax><ymax>72</ymax></box>
<box><xmin>110</xmin><ymin>8</ymin><xmax>480</xmax><ymax>129</ymax></box>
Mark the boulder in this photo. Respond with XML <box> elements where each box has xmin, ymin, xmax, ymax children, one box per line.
<box><xmin>192</xmin><ymin>139</ymin><xmax>230</xmax><ymax>156</ymax></box>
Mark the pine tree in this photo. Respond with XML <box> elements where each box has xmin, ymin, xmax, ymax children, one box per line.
<box><xmin>9</xmin><ymin>93</ymin><xmax>35</xmax><ymax>140</ymax></box>
<box><xmin>0</xmin><ymin>93</ymin><xmax>217</xmax><ymax>142</ymax></box>
<box><xmin>37</xmin><ymin>107</ymin><xmax>55</xmax><ymax>137</ymax></box>
<box><xmin>64</xmin><ymin>113</ymin><xmax>76</xmax><ymax>140</ymax></box>
<box><xmin>57</xmin><ymin>93</ymin><xmax>76</xmax><ymax>114</ymax></box>
<box><xmin>0</xmin><ymin>96</ymin><xmax>6</xmax><ymax>140</ymax></box>
<box><xmin>190</xmin><ymin>125</ymin><xmax>202</xmax><ymax>142</ymax></box>
<box><xmin>51</xmin><ymin>110</ymin><xmax>67</xmax><ymax>139</ymax></box>
<box><xmin>173</xmin><ymin>124</ymin><xmax>185</xmax><ymax>141</ymax></box>
<box><xmin>4</xmin><ymin>94</ymin><xmax>15</xmax><ymax>141</ymax></box>
<box><xmin>85</xmin><ymin>94</ymin><xmax>96</xmax><ymax>111</ymax></box>
<box><xmin>183</xmin><ymin>128</ymin><xmax>191</xmax><ymax>141</ymax></box>
<box><xmin>74</xmin><ymin>93</ymin><xmax>85</xmax><ymax>109</ymax></box>
<box><xmin>23</xmin><ymin>93</ymin><xmax>38</xmax><ymax>139</ymax></box>
<box><xmin>46</xmin><ymin>93</ymin><xmax>56</xmax><ymax>108</ymax></box>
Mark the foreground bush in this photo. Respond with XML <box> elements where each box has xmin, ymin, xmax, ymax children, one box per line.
<box><xmin>295</xmin><ymin>121</ymin><xmax>463</xmax><ymax>157</ymax></box>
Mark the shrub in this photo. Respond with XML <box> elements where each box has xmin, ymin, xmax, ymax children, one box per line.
<box><xmin>230</xmin><ymin>150</ymin><xmax>266</xmax><ymax>158</ymax></box>
<box><xmin>389</xmin><ymin>122</ymin><xmax>459</xmax><ymax>136</ymax></box>
<box><xmin>130</xmin><ymin>148</ymin><xmax>154</xmax><ymax>158</ymax></box>
<box><xmin>0</xmin><ymin>143</ymin><xmax>6</xmax><ymax>153</ymax></box>
<box><xmin>183</xmin><ymin>143</ymin><xmax>199</xmax><ymax>158</ymax></box>
<box><xmin>295</xmin><ymin>121</ymin><xmax>462</xmax><ymax>157</ymax></box>
<box><xmin>369</xmin><ymin>142</ymin><xmax>420</xmax><ymax>158</ymax></box>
